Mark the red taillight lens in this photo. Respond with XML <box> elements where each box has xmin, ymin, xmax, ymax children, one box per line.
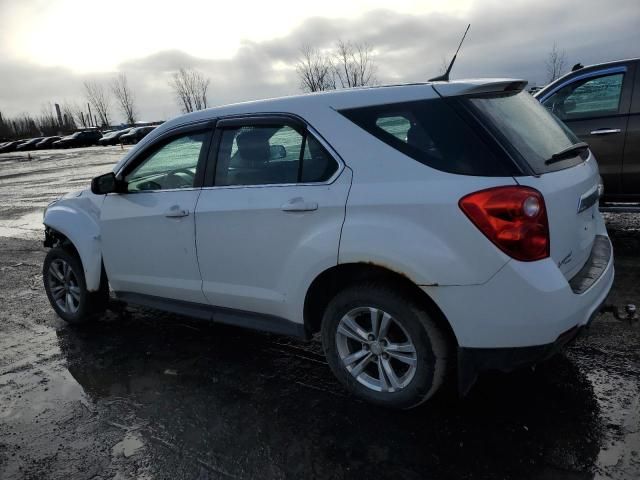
<box><xmin>459</xmin><ymin>186</ymin><xmax>550</xmax><ymax>261</ymax></box>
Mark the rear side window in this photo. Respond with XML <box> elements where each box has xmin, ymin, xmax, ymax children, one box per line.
<box><xmin>340</xmin><ymin>98</ymin><xmax>517</xmax><ymax>176</ymax></box>
<box><xmin>214</xmin><ymin>123</ymin><xmax>338</xmax><ymax>186</ymax></box>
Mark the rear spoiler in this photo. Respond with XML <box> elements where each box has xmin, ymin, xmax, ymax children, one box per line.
<box><xmin>433</xmin><ymin>79</ymin><xmax>528</xmax><ymax>97</ymax></box>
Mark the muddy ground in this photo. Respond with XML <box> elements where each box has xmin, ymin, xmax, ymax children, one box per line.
<box><xmin>0</xmin><ymin>148</ymin><xmax>638</xmax><ymax>480</ymax></box>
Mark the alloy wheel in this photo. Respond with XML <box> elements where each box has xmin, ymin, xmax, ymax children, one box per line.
<box><xmin>336</xmin><ymin>307</ymin><xmax>418</xmax><ymax>393</ymax></box>
<box><xmin>47</xmin><ymin>258</ymin><xmax>81</xmax><ymax>314</ymax></box>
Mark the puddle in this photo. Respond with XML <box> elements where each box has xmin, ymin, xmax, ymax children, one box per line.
<box><xmin>590</xmin><ymin>368</ymin><xmax>640</xmax><ymax>476</ymax></box>
<box><xmin>112</xmin><ymin>432</ymin><xmax>145</xmax><ymax>458</ymax></box>
<box><xmin>0</xmin><ymin>210</ymin><xmax>44</xmax><ymax>239</ymax></box>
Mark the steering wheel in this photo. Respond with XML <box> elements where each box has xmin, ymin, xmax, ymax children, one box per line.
<box><xmin>165</xmin><ymin>168</ymin><xmax>196</xmax><ymax>189</ymax></box>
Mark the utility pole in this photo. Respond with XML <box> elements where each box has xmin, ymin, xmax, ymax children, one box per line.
<box><xmin>54</xmin><ymin>103</ymin><xmax>64</xmax><ymax>127</ymax></box>
<box><xmin>87</xmin><ymin>103</ymin><xmax>93</xmax><ymax>127</ymax></box>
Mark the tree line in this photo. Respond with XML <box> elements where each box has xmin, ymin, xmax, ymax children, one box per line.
<box><xmin>0</xmin><ymin>41</ymin><xmax>570</xmax><ymax>141</ymax></box>
<box><xmin>0</xmin><ymin>67</ymin><xmax>212</xmax><ymax>140</ymax></box>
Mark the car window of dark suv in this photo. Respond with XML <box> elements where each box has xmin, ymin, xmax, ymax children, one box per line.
<box><xmin>542</xmin><ymin>73</ymin><xmax>625</xmax><ymax>120</ymax></box>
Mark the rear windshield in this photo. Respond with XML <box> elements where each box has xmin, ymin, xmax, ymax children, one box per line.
<box><xmin>463</xmin><ymin>91</ymin><xmax>583</xmax><ymax>174</ymax></box>
<box><xmin>339</xmin><ymin>98</ymin><xmax>518</xmax><ymax>176</ymax></box>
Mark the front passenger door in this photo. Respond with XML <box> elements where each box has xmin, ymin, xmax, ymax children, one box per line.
<box><xmin>101</xmin><ymin>127</ymin><xmax>211</xmax><ymax>304</ymax></box>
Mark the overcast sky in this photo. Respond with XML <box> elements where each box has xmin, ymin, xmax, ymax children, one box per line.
<box><xmin>0</xmin><ymin>0</ymin><xmax>638</xmax><ymax>123</ymax></box>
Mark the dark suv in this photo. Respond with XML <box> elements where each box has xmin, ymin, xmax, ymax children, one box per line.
<box><xmin>53</xmin><ymin>130</ymin><xmax>103</xmax><ymax>148</ymax></box>
<box><xmin>535</xmin><ymin>58</ymin><xmax>639</xmax><ymax>205</ymax></box>
<box><xmin>120</xmin><ymin>126</ymin><xmax>157</xmax><ymax>144</ymax></box>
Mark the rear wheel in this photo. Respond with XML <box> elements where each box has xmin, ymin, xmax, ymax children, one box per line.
<box><xmin>322</xmin><ymin>283</ymin><xmax>450</xmax><ymax>409</ymax></box>
<box><xmin>43</xmin><ymin>247</ymin><xmax>108</xmax><ymax>324</ymax></box>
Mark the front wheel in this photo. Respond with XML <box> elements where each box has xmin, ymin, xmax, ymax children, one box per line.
<box><xmin>43</xmin><ymin>247</ymin><xmax>108</xmax><ymax>324</ymax></box>
<box><xmin>321</xmin><ymin>283</ymin><xmax>450</xmax><ymax>409</ymax></box>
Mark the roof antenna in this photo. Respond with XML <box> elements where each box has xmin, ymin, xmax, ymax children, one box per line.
<box><xmin>429</xmin><ymin>24</ymin><xmax>471</xmax><ymax>82</ymax></box>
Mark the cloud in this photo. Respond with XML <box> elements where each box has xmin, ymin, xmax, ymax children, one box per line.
<box><xmin>1</xmin><ymin>0</ymin><xmax>638</xmax><ymax>124</ymax></box>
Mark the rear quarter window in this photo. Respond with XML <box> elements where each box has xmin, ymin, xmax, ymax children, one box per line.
<box><xmin>339</xmin><ymin>98</ymin><xmax>518</xmax><ymax>176</ymax></box>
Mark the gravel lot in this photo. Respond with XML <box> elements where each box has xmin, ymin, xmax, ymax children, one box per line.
<box><xmin>0</xmin><ymin>147</ymin><xmax>638</xmax><ymax>479</ymax></box>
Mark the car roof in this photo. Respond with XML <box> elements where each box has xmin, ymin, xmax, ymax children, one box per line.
<box><xmin>114</xmin><ymin>78</ymin><xmax>525</xmax><ymax>173</ymax></box>
<box><xmin>535</xmin><ymin>57</ymin><xmax>639</xmax><ymax>98</ymax></box>
<box><xmin>155</xmin><ymin>78</ymin><xmax>524</xmax><ymax>133</ymax></box>
<box><xmin>569</xmin><ymin>57</ymin><xmax>638</xmax><ymax>72</ymax></box>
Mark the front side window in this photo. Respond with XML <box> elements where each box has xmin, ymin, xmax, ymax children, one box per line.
<box><xmin>542</xmin><ymin>73</ymin><xmax>624</xmax><ymax>120</ymax></box>
<box><xmin>125</xmin><ymin>132</ymin><xmax>205</xmax><ymax>192</ymax></box>
<box><xmin>215</xmin><ymin>123</ymin><xmax>338</xmax><ymax>186</ymax></box>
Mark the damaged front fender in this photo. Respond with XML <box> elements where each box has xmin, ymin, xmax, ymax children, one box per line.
<box><xmin>43</xmin><ymin>190</ymin><xmax>105</xmax><ymax>291</ymax></box>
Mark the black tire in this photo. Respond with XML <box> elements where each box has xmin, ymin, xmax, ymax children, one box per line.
<box><xmin>43</xmin><ymin>247</ymin><xmax>109</xmax><ymax>324</ymax></box>
<box><xmin>321</xmin><ymin>283</ymin><xmax>450</xmax><ymax>409</ymax></box>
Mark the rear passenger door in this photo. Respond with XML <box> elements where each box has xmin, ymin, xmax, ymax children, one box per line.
<box><xmin>540</xmin><ymin>63</ymin><xmax>636</xmax><ymax>196</ymax></box>
<box><xmin>194</xmin><ymin>115</ymin><xmax>351</xmax><ymax>324</ymax></box>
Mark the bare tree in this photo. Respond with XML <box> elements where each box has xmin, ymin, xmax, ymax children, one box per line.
<box><xmin>39</xmin><ymin>103</ymin><xmax>59</xmax><ymax>134</ymax></box>
<box><xmin>295</xmin><ymin>45</ymin><xmax>336</xmax><ymax>92</ymax></box>
<box><xmin>83</xmin><ymin>80</ymin><xmax>111</xmax><ymax>127</ymax></box>
<box><xmin>169</xmin><ymin>68</ymin><xmax>210</xmax><ymax>113</ymax></box>
<box><xmin>545</xmin><ymin>42</ymin><xmax>567</xmax><ymax>83</ymax></box>
<box><xmin>59</xmin><ymin>102</ymin><xmax>78</xmax><ymax>130</ymax></box>
<box><xmin>333</xmin><ymin>40</ymin><xmax>377</xmax><ymax>88</ymax></box>
<box><xmin>111</xmin><ymin>73</ymin><xmax>137</xmax><ymax>125</ymax></box>
<box><xmin>64</xmin><ymin>101</ymin><xmax>87</xmax><ymax>128</ymax></box>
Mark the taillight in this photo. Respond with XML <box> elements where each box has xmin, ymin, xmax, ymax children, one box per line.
<box><xmin>459</xmin><ymin>186</ymin><xmax>549</xmax><ymax>261</ymax></box>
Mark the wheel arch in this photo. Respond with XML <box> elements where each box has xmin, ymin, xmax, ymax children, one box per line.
<box><xmin>44</xmin><ymin>204</ymin><xmax>104</xmax><ymax>292</ymax></box>
<box><xmin>303</xmin><ymin>262</ymin><xmax>458</xmax><ymax>347</ymax></box>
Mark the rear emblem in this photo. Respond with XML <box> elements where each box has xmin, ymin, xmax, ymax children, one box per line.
<box><xmin>558</xmin><ymin>251</ymin><xmax>573</xmax><ymax>267</ymax></box>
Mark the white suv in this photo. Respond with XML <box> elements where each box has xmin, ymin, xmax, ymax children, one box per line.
<box><xmin>42</xmin><ymin>79</ymin><xmax>614</xmax><ymax>409</ymax></box>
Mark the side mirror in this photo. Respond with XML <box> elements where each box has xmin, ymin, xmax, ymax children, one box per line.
<box><xmin>270</xmin><ymin>144</ymin><xmax>286</xmax><ymax>160</ymax></box>
<box><xmin>91</xmin><ymin>172</ymin><xmax>121</xmax><ymax>194</ymax></box>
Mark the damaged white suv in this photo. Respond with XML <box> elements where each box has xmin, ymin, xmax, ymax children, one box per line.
<box><xmin>43</xmin><ymin>80</ymin><xmax>614</xmax><ymax>409</ymax></box>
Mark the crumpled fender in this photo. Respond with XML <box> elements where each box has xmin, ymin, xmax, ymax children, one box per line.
<box><xmin>43</xmin><ymin>191</ymin><xmax>104</xmax><ymax>291</ymax></box>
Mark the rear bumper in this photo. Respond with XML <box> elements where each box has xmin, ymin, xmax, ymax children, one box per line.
<box><xmin>423</xmin><ymin>231</ymin><xmax>614</xmax><ymax>350</ymax></box>
<box><xmin>424</xmin><ymin>227</ymin><xmax>614</xmax><ymax>394</ymax></box>
<box><xmin>456</xmin><ymin>303</ymin><xmax>602</xmax><ymax>394</ymax></box>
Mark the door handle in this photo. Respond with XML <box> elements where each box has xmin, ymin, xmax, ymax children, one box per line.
<box><xmin>165</xmin><ymin>206</ymin><xmax>189</xmax><ymax>218</ymax></box>
<box><xmin>281</xmin><ymin>197</ymin><xmax>318</xmax><ymax>212</ymax></box>
<box><xmin>590</xmin><ymin>128</ymin><xmax>621</xmax><ymax>135</ymax></box>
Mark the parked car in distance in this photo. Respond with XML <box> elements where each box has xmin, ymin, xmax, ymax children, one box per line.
<box><xmin>53</xmin><ymin>130</ymin><xmax>103</xmax><ymax>148</ymax></box>
<box><xmin>0</xmin><ymin>140</ymin><xmax>26</xmax><ymax>153</ymax></box>
<box><xmin>35</xmin><ymin>136</ymin><xmax>62</xmax><ymax>149</ymax></box>
<box><xmin>43</xmin><ymin>80</ymin><xmax>613</xmax><ymax>409</ymax></box>
<box><xmin>15</xmin><ymin>137</ymin><xmax>45</xmax><ymax>151</ymax></box>
<box><xmin>120</xmin><ymin>126</ymin><xmax>156</xmax><ymax>144</ymax></box>
<box><xmin>98</xmin><ymin>128</ymin><xmax>132</xmax><ymax>146</ymax></box>
<box><xmin>535</xmin><ymin>58</ymin><xmax>640</xmax><ymax>204</ymax></box>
